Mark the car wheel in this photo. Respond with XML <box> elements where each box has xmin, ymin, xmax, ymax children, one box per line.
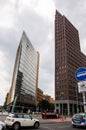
<box><xmin>2</xmin><ymin>126</ymin><xmax>6</xmax><ymax>130</ymax></box>
<box><xmin>6</xmin><ymin>125</ymin><xmax>9</xmax><ymax>129</ymax></box>
<box><xmin>13</xmin><ymin>123</ymin><xmax>20</xmax><ymax>130</ymax></box>
<box><xmin>34</xmin><ymin>122</ymin><xmax>39</xmax><ymax>129</ymax></box>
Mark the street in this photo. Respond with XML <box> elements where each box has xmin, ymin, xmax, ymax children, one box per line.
<box><xmin>0</xmin><ymin>114</ymin><xmax>86</xmax><ymax>130</ymax></box>
<box><xmin>41</xmin><ymin>122</ymin><xmax>71</xmax><ymax>129</ymax></box>
<box><xmin>40</xmin><ymin>122</ymin><xmax>85</xmax><ymax>130</ymax></box>
<box><xmin>15</xmin><ymin>122</ymin><xmax>86</xmax><ymax>130</ymax></box>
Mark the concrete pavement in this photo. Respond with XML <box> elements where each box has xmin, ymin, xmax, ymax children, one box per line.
<box><xmin>39</xmin><ymin>118</ymin><xmax>71</xmax><ymax>124</ymax></box>
<box><xmin>31</xmin><ymin>114</ymin><xmax>71</xmax><ymax>124</ymax></box>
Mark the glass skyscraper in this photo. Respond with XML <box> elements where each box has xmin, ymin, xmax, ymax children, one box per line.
<box><xmin>7</xmin><ymin>31</ymin><xmax>39</xmax><ymax>111</ymax></box>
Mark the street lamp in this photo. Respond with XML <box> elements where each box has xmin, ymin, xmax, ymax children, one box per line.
<box><xmin>11</xmin><ymin>94</ymin><xmax>18</xmax><ymax>113</ymax></box>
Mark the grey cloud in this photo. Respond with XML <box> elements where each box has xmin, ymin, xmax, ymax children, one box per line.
<box><xmin>14</xmin><ymin>6</ymin><xmax>54</xmax><ymax>73</ymax></box>
<box><xmin>14</xmin><ymin>8</ymin><xmax>52</xmax><ymax>47</ymax></box>
<box><xmin>0</xmin><ymin>28</ymin><xmax>19</xmax><ymax>66</ymax></box>
<box><xmin>54</xmin><ymin>0</ymin><xmax>86</xmax><ymax>53</ymax></box>
<box><xmin>1</xmin><ymin>0</ymin><xmax>86</xmax><ymax>105</ymax></box>
<box><xmin>0</xmin><ymin>0</ymin><xmax>8</xmax><ymax>7</ymax></box>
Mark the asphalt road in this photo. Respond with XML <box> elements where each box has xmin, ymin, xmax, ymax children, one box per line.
<box><xmin>16</xmin><ymin>122</ymin><xmax>86</xmax><ymax>130</ymax></box>
<box><xmin>0</xmin><ymin>114</ymin><xmax>85</xmax><ymax>130</ymax></box>
<box><xmin>40</xmin><ymin>122</ymin><xmax>85</xmax><ymax>130</ymax></box>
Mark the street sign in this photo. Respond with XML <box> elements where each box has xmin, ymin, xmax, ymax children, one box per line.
<box><xmin>78</xmin><ymin>81</ymin><xmax>86</xmax><ymax>93</ymax></box>
<box><xmin>75</xmin><ymin>67</ymin><xmax>86</xmax><ymax>81</ymax></box>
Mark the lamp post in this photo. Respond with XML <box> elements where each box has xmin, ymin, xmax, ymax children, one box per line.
<box><xmin>11</xmin><ymin>94</ymin><xmax>18</xmax><ymax>113</ymax></box>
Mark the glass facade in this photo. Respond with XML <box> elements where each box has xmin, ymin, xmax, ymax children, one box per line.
<box><xmin>11</xmin><ymin>31</ymin><xmax>39</xmax><ymax>107</ymax></box>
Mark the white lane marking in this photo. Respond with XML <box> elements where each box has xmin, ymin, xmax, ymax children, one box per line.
<box><xmin>57</xmin><ymin>124</ymin><xmax>71</xmax><ymax>128</ymax></box>
<box><xmin>41</xmin><ymin>126</ymin><xmax>55</xmax><ymax>130</ymax></box>
<box><xmin>41</xmin><ymin>124</ymin><xmax>71</xmax><ymax>129</ymax></box>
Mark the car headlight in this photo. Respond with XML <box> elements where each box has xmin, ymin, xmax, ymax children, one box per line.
<box><xmin>81</xmin><ymin>122</ymin><xmax>85</xmax><ymax>125</ymax></box>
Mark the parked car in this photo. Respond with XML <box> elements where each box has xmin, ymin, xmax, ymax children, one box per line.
<box><xmin>72</xmin><ymin>113</ymin><xmax>86</xmax><ymax>127</ymax></box>
<box><xmin>0</xmin><ymin>121</ymin><xmax>6</xmax><ymax>130</ymax></box>
<box><xmin>42</xmin><ymin>112</ymin><xmax>57</xmax><ymax>119</ymax></box>
<box><xmin>5</xmin><ymin>113</ymin><xmax>40</xmax><ymax>130</ymax></box>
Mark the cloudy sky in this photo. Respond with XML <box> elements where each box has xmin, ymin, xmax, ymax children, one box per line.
<box><xmin>0</xmin><ymin>0</ymin><xmax>86</xmax><ymax>105</ymax></box>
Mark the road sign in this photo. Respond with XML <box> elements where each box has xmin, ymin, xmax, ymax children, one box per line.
<box><xmin>78</xmin><ymin>81</ymin><xmax>86</xmax><ymax>93</ymax></box>
<box><xmin>75</xmin><ymin>67</ymin><xmax>86</xmax><ymax>81</ymax></box>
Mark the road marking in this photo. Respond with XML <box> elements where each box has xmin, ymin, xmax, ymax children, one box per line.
<box><xmin>41</xmin><ymin>124</ymin><xmax>71</xmax><ymax>129</ymax></box>
<box><xmin>57</xmin><ymin>124</ymin><xmax>71</xmax><ymax>128</ymax></box>
<box><xmin>41</xmin><ymin>126</ymin><xmax>55</xmax><ymax>130</ymax></box>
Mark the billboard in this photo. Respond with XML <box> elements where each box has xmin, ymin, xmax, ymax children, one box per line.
<box><xmin>78</xmin><ymin>81</ymin><xmax>86</xmax><ymax>93</ymax></box>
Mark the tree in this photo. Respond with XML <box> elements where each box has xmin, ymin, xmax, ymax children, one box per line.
<box><xmin>38</xmin><ymin>100</ymin><xmax>55</xmax><ymax>112</ymax></box>
<box><xmin>49</xmin><ymin>103</ymin><xmax>55</xmax><ymax>110</ymax></box>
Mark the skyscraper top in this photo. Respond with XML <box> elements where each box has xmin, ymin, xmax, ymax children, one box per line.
<box><xmin>19</xmin><ymin>31</ymin><xmax>35</xmax><ymax>52</ymax></box>
<box><xmin>55</xmin><ymin>10</ymin><xmax>79</xmax><ymax>32</ymax></box>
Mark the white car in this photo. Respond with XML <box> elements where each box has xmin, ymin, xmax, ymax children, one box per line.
<box><xmin>5</xmin><ymin>113</ymin><xmax>40</xmax><ymax>130</ymax></box>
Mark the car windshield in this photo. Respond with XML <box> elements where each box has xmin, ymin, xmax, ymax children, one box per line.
<box><xmin>9</xmin><ymin>114</ymin><xmax>14</xmax><ymax>117</ymax></box>
<box><xmin>24</xmin><ymin>114</ymin><xmax>32</xmax><ymax>119</ymax></box>
<box><xmin>73</xmin><ymin>114</ymin><xmax>84</xmax><ymax>119</ymax></box>
<box><xmin>8</xmin><ymin>113</ymin><xmax>32</xmax><ymax>119</ymax></box>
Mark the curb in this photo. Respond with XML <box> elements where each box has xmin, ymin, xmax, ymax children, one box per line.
<box><xmin>40</xmin><ymin>121</ymin><xmax>71</xmax><ymax>124</ymax></box>
<box><xmin>40</xmin><ymin>118</ymin><xmax>71</xmax><ymax>124</ymax></box>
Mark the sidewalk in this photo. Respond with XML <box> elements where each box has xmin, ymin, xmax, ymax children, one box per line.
<box><xmin>32</xmin><ymin>114</ymin><xmax>71</xmax><ymax>124</ymax></box>
<box><xmin>40</xmin><ymin>118</ymin><xmax>71</xmax><ymax>124</ymax></box>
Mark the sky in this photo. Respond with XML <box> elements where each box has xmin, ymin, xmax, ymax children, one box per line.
<box><xmin>0</xmin><ymin>0</ymin><xmax>86</xmax><ymax>105</ymax></box>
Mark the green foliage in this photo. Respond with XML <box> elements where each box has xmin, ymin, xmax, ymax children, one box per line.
<box><xmin>39</xmin><ymin>100</ymin><xmax>55</xmax><ymax>111</ymax></box>
<box><xmin>49</xmin><ymin>103</ymin><xmax>55</xmax><ymax>110</ymax></box>
<box><xmin>0</xmin><ymin>105</ymin><xmax>3</xmax><ymax>109</ymax></box>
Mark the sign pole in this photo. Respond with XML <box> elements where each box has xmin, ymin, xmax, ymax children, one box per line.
<box><xmin>75</xmin><ymin>67</ymin><xmax>86</xmax><ymax>113</ymax></box>
<box><xmin>76</xmin><ymin>85</ymin><xmax>79</xmax><ymax>113</ymax></box>
<box><xmin>83</xmin><ymin>92</ymin><xmax>86</xmax><ymax>112</ymax></box>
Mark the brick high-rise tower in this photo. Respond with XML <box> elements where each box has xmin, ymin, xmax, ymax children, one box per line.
<box><xmin>55</xmin><ymin>10</ymin><xmax>86</xmax><ymax>115</ymax></box>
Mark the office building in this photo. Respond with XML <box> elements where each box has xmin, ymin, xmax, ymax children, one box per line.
<box><xmin>55</xmin><ymin>10</ymin><xmax>86</xmax><ymax>115</ymax></box>
<box><xmin>43</xmin><ymin>94</ymin><xmax>55</xmax><ymax>103</ymax></box>
<box><xmin>6</xmin><ymin>31</ymin><xmax>39</xmax><ymax>112</ymax></box>
<box><xmin>37</xmin><ymin>88</ymin><xmax>43</xmax><ymax>103</ymax></box>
